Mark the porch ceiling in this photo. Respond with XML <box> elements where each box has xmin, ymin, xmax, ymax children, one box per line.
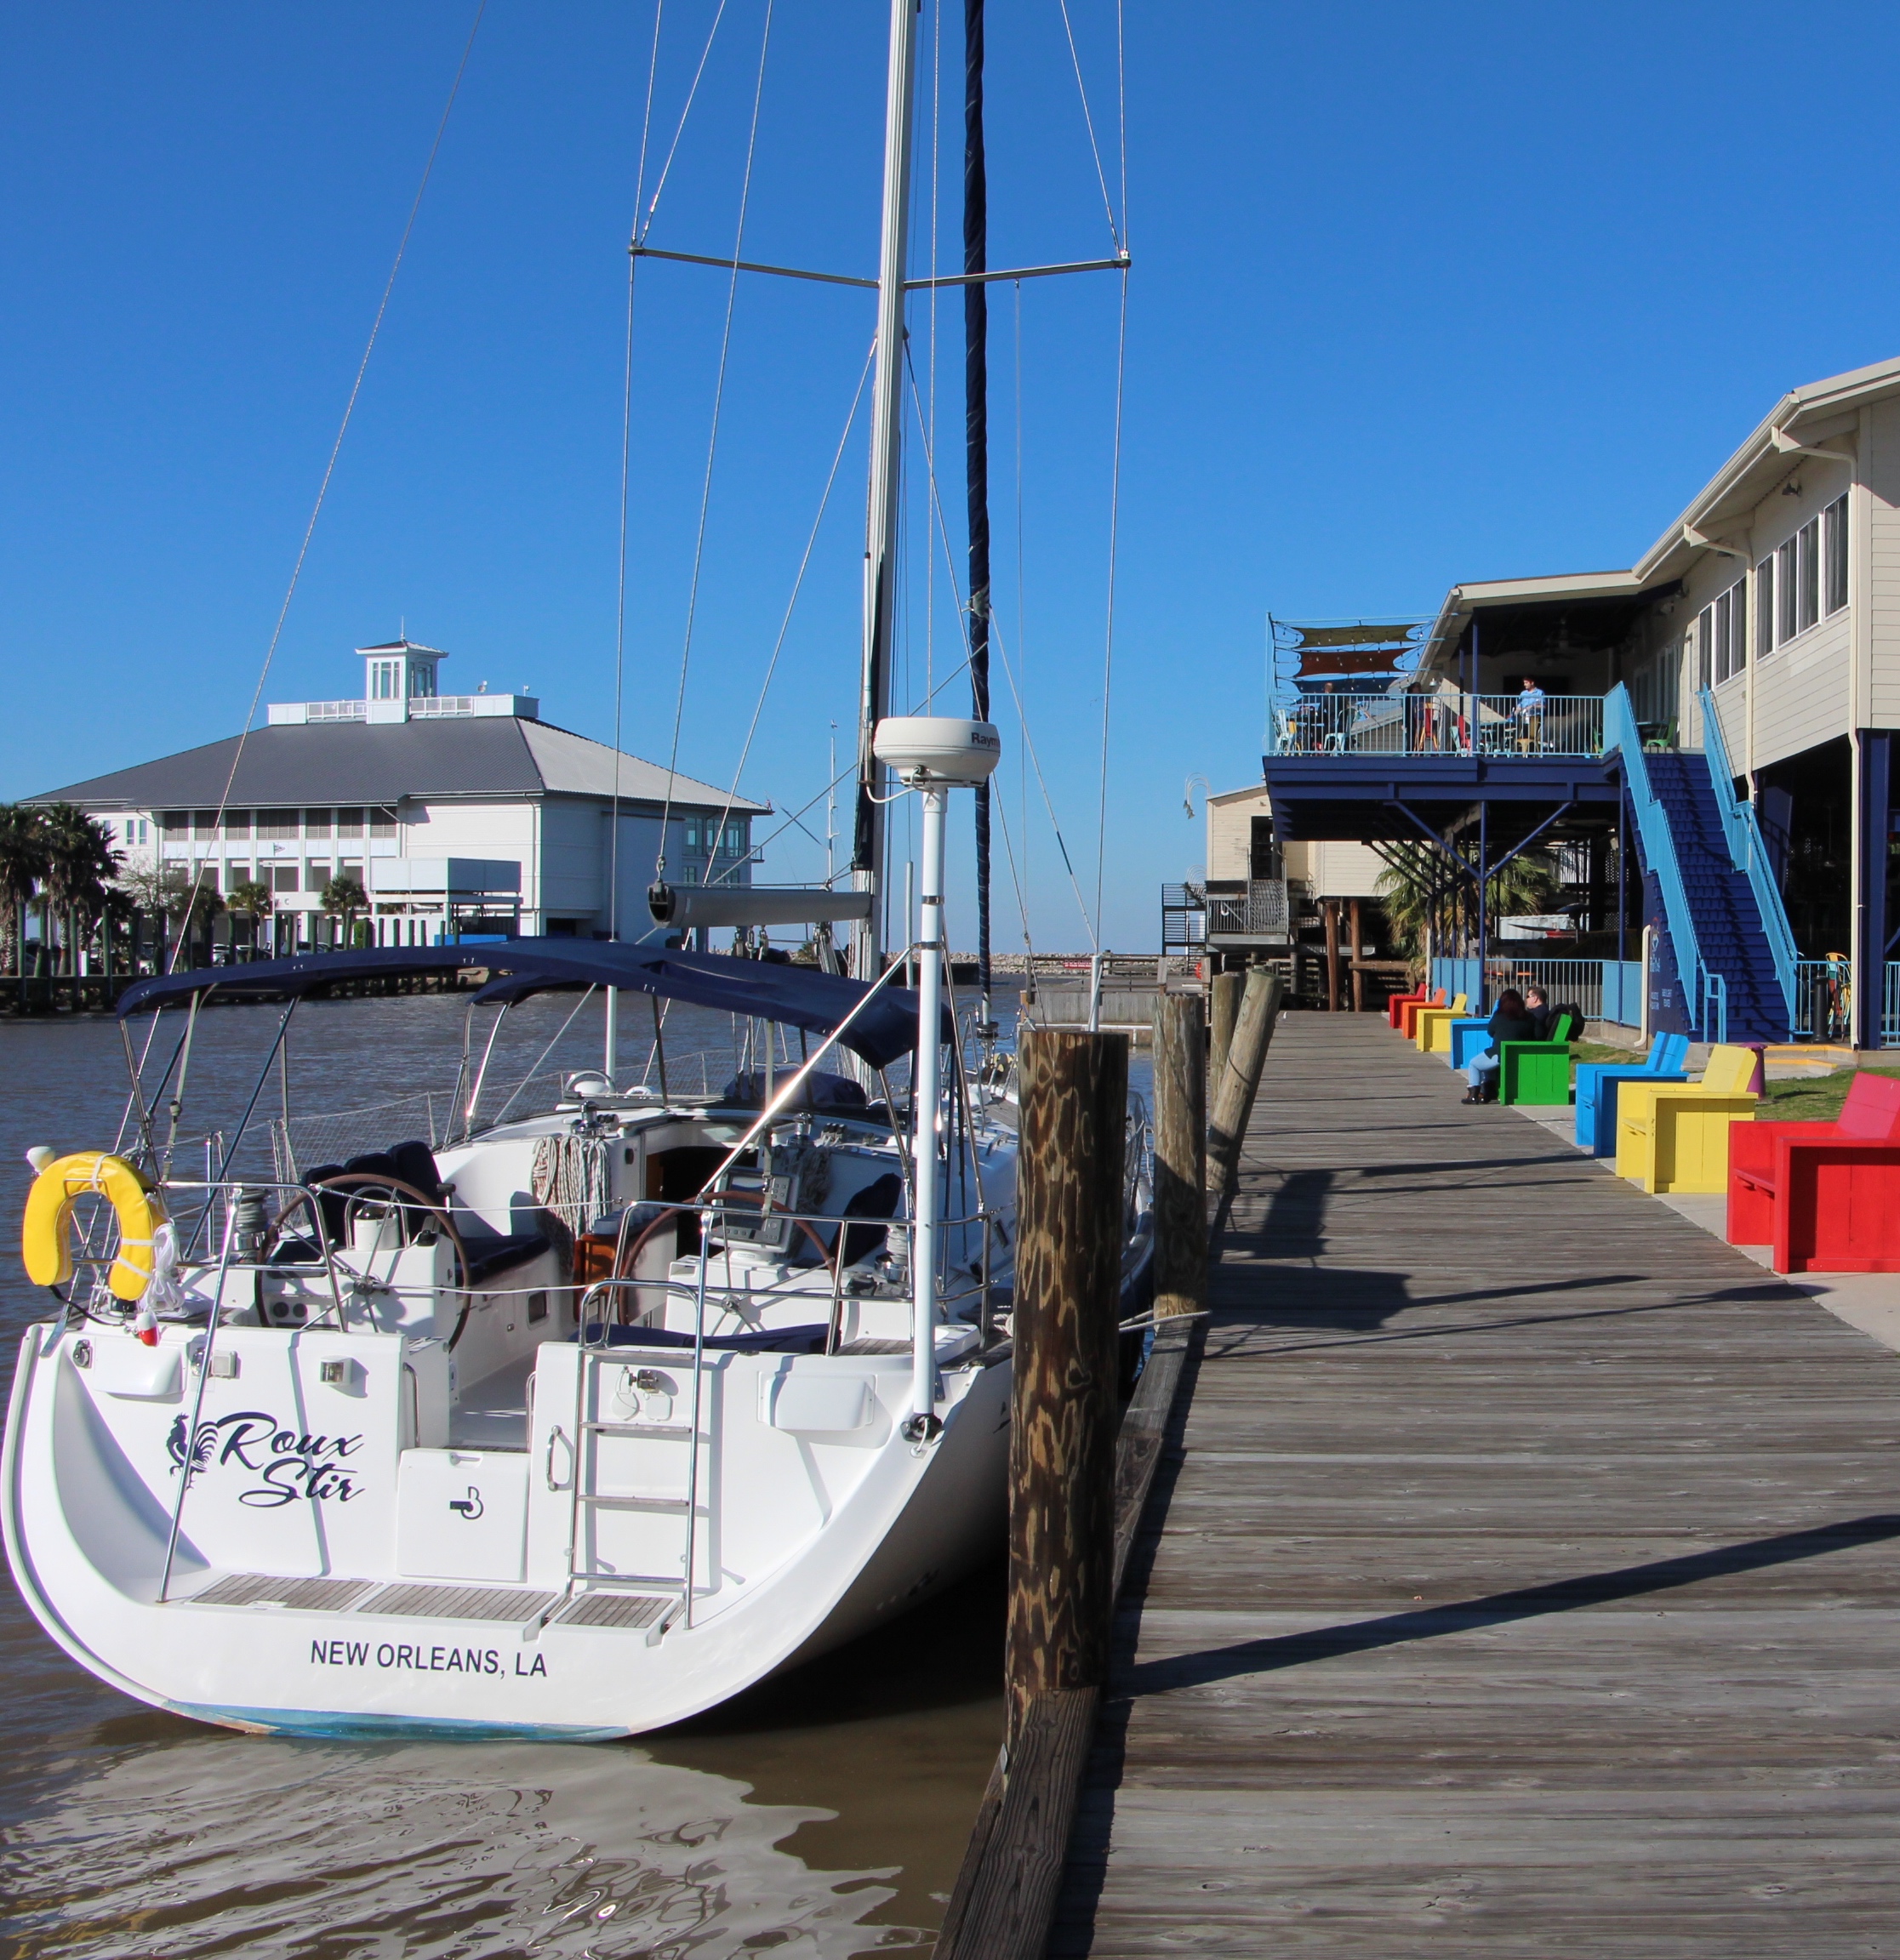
<box><xmin>1262</xmin><ymin>753</ymin><xmax>1622</xmax><ymax>843</ymax></box>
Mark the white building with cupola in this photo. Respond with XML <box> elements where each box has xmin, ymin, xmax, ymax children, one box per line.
<box><xmin>31</xmin><ymin>641</ymin><xmax>766</xmax><ymax>951</ymax></box>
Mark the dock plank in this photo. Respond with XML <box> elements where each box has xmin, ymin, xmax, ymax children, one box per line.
<box><xmin>1052</xmin><ymin>1015</ymin><xmax>1900</xmax><ymax>1955</ymax></box>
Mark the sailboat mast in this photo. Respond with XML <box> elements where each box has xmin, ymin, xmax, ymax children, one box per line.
<box><xmin>963</xmin><ymin>0</ymin><xmax>992</xmax><ymax>1028</ymax></box>
<box><xmin>851</xmin><ymin>0</ymin><xmax>922</xmax><ymax>981</ymax></box>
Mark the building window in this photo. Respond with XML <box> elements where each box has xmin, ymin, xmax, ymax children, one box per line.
<box><xmin>1713</xmin><ymin>577</ymin><xmax>1746</xmax><ymax>683</ymax></box>
<box><xmin>307</xmin><ymin>861</ymin><xmax>332</xmax><ymax>892</ymax></box>
<box><xmin>371</xmin><ymin>660</ymin><xmax>402</xmax><ymax>701</ymax></box>
<box><xmin>1777</xmin><ymin>537</ymin><xmax>1798</xmax><ymax>642</ymax></box>
<box><xmin>336</xmin><ymin>807</ymin><xmax>364</xmax><ymax>839</ymax></box>
<box><xmin>1795</xmin><ymin>517</ymin><xmax>1820</xmax><ymax>634</ymax></box>
<box><xmin>258</xmin><ymin>811</ymin><xmax>298</xmax><ymax>840</ymax></box>
<box><xmin>1824</xmin><ymin>493</ymin><xmax>1849</xmax><ymax>616</ymax></box>
<box><xmin>339</xmin><ymin>858</ymin><xmax>363</xmax><ymax>885</ymax></box>
<box><xmin>224</xmin><ymin>810</ymin><xmax>252</xmax><ymax>840</ymax></box>
<box><xmin>271</xmin><ymin>865</ymin><xmax>300</xmax><ymax>893</ymax></box>
<box><xmin>370</xmin><ymin>806</ymin><xmax>397</xmax><ymax>840</ymax></box>
<box><xmin>1697</xmin><ymin>606</ymin><xmax>1714</xmax><ymax>688</ymax></box>
<box><xmin>304</xmin><ymin>808</ymin><xmax>332</xmax><ymax>837</ymax></box>
<box><xmin>226</xmin><ymin>862</ymin><xmax>250</xmax><ymax>889</ymax></box>
<box><xmin>1755</xmin><ymin>556</ymin><xmax>1775</xmax><ymax>658</ymax></box>
<box><xmin>193</xmin><ymin>810</ymin><xmax>219</xmax><ymax>839</ymax></box>
<box><xmin>684</xmin><ymin>818</ymin><xmax>701</xmax><ymax>852</ymax></box>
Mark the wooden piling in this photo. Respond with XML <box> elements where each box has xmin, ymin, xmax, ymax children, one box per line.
<box><xmin>1006</xmin><ymin>1025</ymin><xmax>1127</xmax><ymax>1741</ymax></box>
<box><xmin>1207</xmin><ymin>966</ymin><xmax>1282</xmax><ymax>1196</ymax></box>
<box><xmin>1208</xmin><ymin>969</ymin><xmax>1242</xmax><ymax>1091</ymax></box>
<box><xmin>1150</xmin><ymin>993</ymin><xmax>1206</xmax><ymax>1321</ymax></box>
<box><xmin>937</xmin><ymin>1019</ymin><xmax>1197</xmax><ymax>1960</ymax></box>
<box><xmin>1324</xmin><ymin>898</ymin><xmax>1341</xmax><ymax>1011</ymax></box>
<box><xmin>1349</xmin><ymin>897</ymin><xmax>1365</xmax><ymax>1012</ymax></box>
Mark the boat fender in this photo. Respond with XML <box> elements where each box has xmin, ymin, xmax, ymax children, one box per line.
<box><xmin>21</xmin><ymin>1151</ymin><xmax>169</xmax><ymax>1302</ymax></box>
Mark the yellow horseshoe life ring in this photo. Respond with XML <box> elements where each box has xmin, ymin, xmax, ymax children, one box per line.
<box><xmin>22</xmin><ymin>1153</ymin><xmax>169</xmax><ymax>1302</ymax></box>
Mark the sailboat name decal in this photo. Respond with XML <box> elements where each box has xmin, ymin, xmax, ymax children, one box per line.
<box><xmin>166</xmin><ymin>1410</ymin><xmax>365</xmax><ymax>1507</ymax></box>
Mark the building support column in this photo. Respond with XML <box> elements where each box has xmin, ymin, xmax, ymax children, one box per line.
<box><xmin>1857</xmin><ymin>730</ymin><xmax>1891</xmax><ymax>1051</ymax></box>
<box><xmin>1349</xmin><ymin>898</ymin><xmax>1364</xmax><ymax>1012</ymax></box>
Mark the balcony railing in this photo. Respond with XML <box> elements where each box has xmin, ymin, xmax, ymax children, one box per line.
<box><xmin>1270</xmin><ymin>692</ymin><xmax>1605</xmax><ymax>760</ymax></box>
<box><xmin>1207</xmin><ymin>880</ymin><xmax>1290</xmax><ymax>940</ymax></box>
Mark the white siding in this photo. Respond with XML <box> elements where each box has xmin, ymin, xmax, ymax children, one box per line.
<box><xmin>1305</xmin><ymin>840</ymin><xmax>1387</xmax><ymax>898</ymax></box>
<box><xmin>1867</xmin><ymin>396</ymin><xmax>1900</xmax><ymax>726</ymax></box>
<box><xmin>1746</xmin><ymin>609</ymin><xmax>1852</xmax><ymax>771</ymax></box>
<box><xmin>1206</xmin><ymin>789</ymin><xmax>1270</xmax><ymax>883</ymax></box>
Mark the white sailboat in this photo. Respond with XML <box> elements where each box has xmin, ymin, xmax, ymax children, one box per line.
<box><xmin>4</xmin><ymin>3</ymin><xmax>1152</xmax><ymax>1740</ymax></box>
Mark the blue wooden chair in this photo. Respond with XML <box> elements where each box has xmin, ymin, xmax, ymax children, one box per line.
<box><xmin>1446</xmin><ymin>1017</ymin><xmax>1493</xmax><ymax>1070</ymax></box>
<box><xmin>1574</xmin><ymin>1033</ymin><xmax>1690</xmax><ymax>1155</ymax></box>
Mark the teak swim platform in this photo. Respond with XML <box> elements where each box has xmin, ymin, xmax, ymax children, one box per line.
<box><xmin>1054</xmin><ymin>1013</ymin><xmax>1900</xmax><ymax>1955</ymax></box>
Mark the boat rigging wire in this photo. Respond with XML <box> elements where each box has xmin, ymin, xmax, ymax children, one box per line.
<box><xmin>1092</xmin><ymin>265</ymin><xmax>1128</xmax><ymax>948</ymax></box>
<box><xmin>696</xmin><ymin>343</ymin><xmax>877</xmax><ymax>892</ymax></box>
<box><xmin>633</xmin><ymin>0</ymin><xmax>730</xmax><ymax>247</ymax></box>
<box><xmin>161</xmin><ymin>0</ymin><xmax>488</xmax><ymax>989</ymax></box>
<box><xmin>901</xmin><ymin>350</ymin><xmax>1096</xmax><ymax>947</ymax></box>
<box><xmin>655</xmin><ymin>0</ymin><xmax>775</xmax><ymax>878</ymax></box>
<box><xmin>1056</xmin><ymin>0</ymin><xmax>1123</xmax><ymax>253</ymax></box>
<box><xmin>608</xmin><ymin>3</ymin><xmax>670</xmax><ymax>960</ymax></box>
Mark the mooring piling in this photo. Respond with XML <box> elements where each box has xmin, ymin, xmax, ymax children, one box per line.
<box><xmin>1150</xmin><ymin>991</ymin><xmax>1207</xmax><ymax>1322</ymax></box>
<box><xmin>1207</xmin><ymin>966</ymin><xmax>1282</xmax><ymax>1197</ymax></box>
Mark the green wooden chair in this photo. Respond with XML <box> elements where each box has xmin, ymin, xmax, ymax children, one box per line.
<box><xmin>1498</xmin><ymin>1011</ymin><xmax>1583</xmax><ymax>1106</ymax></box>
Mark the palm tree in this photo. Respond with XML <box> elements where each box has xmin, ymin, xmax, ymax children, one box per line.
<box><xmin>1375</xmin><ymin>841</ymin><xmax>1559</xmax><ymax>966</ymax></box>
<box><xmin>321</xmin><ymin>874</ymin><xmax>368</xmax><ymax>950</ymax></box>
<box><xmin>0</xmin><ymin>804</ymin><xmax>50</xmax><ymax>977</ymax></box>
<box><xmin>227</xmin><ymin>879</ymin><xmax>274</xmax><ymax>959</ymax></box>
<box><xmin>39</xmin><ymin>804</ymin><xmax>121</xmax><ymax>976</ymax></box>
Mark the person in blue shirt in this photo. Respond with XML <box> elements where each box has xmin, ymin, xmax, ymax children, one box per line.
<box><xmin>1515</xmin><ymin>678</ymin><xmax>1546</xmax><ymax>753</ymax></box>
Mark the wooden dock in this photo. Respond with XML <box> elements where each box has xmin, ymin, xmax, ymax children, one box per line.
<box><xmin>1053</xmin><ymin>1012</ymin><xmax>1900</xmax><ymax>1954</ymax></box>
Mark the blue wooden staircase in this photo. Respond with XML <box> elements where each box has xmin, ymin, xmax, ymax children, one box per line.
<box><xmin>1606</xmin><ymin>686</ymin><xmax>1795</xmax><ymax>1042</ymax></box>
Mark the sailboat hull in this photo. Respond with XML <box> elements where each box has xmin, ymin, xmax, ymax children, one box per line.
<box><xmin>3</xmin><ymin>1323</ymin><xmax>1010</xmax><ymax>1741</ymax></box>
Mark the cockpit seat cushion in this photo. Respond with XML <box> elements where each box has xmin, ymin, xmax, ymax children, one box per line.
<box><xmin>718</xmin><ymin>1070</ymin><xmax>869</xmax><ymax>1114</ymax></box>
<box><xmin>575</xmin><ymin>1322</ymin><xmax>830</xmax><ymax>1354</ymax></box>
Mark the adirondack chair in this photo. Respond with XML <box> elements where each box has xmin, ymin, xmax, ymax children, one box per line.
<box><xmin>1396</xmin><ymin>989</ymin><xmax>1447</xmax><ymax>1040</ymax></box>
<box><xmin>1446</xmin><ymin>1016</ymin><xmax>1494</xmax><ymax>1069</ymax></box>
<box><xmin>1574</xmin><ymin>1033</ymin><xmax>1692</xmax><ymax>1155</ymax></box>
<box><xmin>1614</xmin><ymin>1045</ymin><xmax>1760</xmax><ymax>1194</ymax></box>
<box><xmin>1387</xmin><ymin>983</ymin><xmax>1430</xmax><ymax>1030</ymax></box>
<box><xmin>1496</xmin><ymin>1011</ymin><xmax>1583</xmax><ymax>1105</ymax></box>
<box><xmin>1414</xmin><ymin>994</ymin><xmax>1469</xmax><ymax>1053</ymax></box>
<box><xmin>1726</xmin><ymin>1071</ymin><xmax>1900</xmax><ymax>1272</ymax></box>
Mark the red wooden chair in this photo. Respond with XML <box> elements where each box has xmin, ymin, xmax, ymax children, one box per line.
<box><xmin>1395</xmin><ymin>989</ymin><xmax>1447</xmax><ymax>1040</ymax></box>
<box><xmin>1726</xmin><ymin>1072</ymin><xmax>1900</xmax><ymax>1273</ymax></box>
<box><xmin>1387</xmin><ymin>983</ymin><xmax>1430</xmax><ymax>1030</ymax></box>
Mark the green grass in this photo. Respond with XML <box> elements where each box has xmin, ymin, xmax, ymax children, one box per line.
<box><xmin>1572</xmin><ymin>1040</ymin><xmax>1640</xmax><ymax>1069</ymax></box>
<box><xmin>1755</xmin><ymin>1065</ymin><xmax>1900</xmax><ymax>1125</ymax></box>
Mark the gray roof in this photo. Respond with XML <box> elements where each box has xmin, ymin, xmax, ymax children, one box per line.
<box><xmin>27</xmin><ymin>716</ymin><xmax>767</xmax><ymax>815</ymax></box>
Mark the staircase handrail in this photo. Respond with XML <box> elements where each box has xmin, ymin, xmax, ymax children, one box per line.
<box><xmin>1696</xmin><ymin>687</ymin><xmax>1798</xmax><ymax>1028</ymax></box>
<box><xmin>1605</xmin><ymin>684</ymin><xmax>1715</xmax><ymax>1038</ymax></box>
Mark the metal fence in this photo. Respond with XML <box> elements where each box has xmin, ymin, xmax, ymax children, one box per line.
<box><xmin>1207</xmin><ymin>880</ymin><xmax>1290</xmax><ymax>938</ymax></box>
<box><xmin>1431</xmin><ymin>955</ymin><xmax>1645</xmax><ymax>1026</ymax></box>
<box><xmin>1271</xmin><ymin>692</ymin><xmax>1606</xmax><ymax>760</ymax></box>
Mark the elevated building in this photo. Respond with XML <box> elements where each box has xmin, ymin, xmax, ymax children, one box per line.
<box><xmin>1199</xmin><ymin>351</ymin><xmax>1900</xmax><ymax>1047</ymax></box>
<box><xmin>30</xmin><ymin>641</ymin><xmax>766</xmax><ymax>949</ymax></box>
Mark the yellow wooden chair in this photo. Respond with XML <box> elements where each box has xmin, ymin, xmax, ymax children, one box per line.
<box><xmin>1614</xmin><ymin>1044</ymin><xmax>1760</xmax><ymax>1193</ymax></box>
<box><xmin>1413</xmin><ymin>994</ymin><xmax>1469</xmax><ymax>1054</ymax></box>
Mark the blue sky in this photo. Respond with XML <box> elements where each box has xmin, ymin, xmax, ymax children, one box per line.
<box><xmin>4</xmin><ymin>3</ymin><xmax>1898</xmax><ymax>950</ymax></box>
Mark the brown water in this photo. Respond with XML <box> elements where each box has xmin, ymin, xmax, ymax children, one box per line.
<box><xmin>0</xmin><ymin>995</ymin><xmax>1007</xmax><ymax>1957</ymax></box>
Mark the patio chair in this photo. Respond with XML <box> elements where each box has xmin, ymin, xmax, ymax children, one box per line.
<box><xmin>1726</xmin><ymin>1072</ymin><xmax>1900</xmax><ymax>1272</ymax></box>
<box><xmin>1446</xmin><ymin>1017</ymin><xmax>1493</xmax><ymax>1070</ymax></box>
<box><xmin>1574</xmin><ymin>1033</ymin><xmax>1691</xmax><ymax>1155</ymax></box>
<box><xmin>1396</xmin><ymin>989</ymin><xmax>1447</xmax><ymax>1040</ymax></box>
<box><xmin>1387</xmin><ymin>982</ymin><xmax>1429</xmax><ymax>1031</ymax></box>
<box><xmin>1614</xmin><ymin>1046</ymin><xmax>1760</xmax><ymax>1194</ymax></box>
<box><xmin>1496</xmin><ymin>1011</ymin><xmax>1583</xmax><ymax>1106</ymax></box>
<box><xmin>1413</xmin><ymin>994</ymin><xmax>1470</xmax><ymax>1053</ymax></box>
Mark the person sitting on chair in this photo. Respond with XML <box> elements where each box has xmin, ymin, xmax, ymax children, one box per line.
<box><xmin>1464</xmin><ymin>989</ymin><xmax>1538</xmax><ymax>1104</ymax></box>
<box><xmin>1524</xmin><ymin>983</ymin><xmax>1553</xmax><ymax>1039</ymax></box>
